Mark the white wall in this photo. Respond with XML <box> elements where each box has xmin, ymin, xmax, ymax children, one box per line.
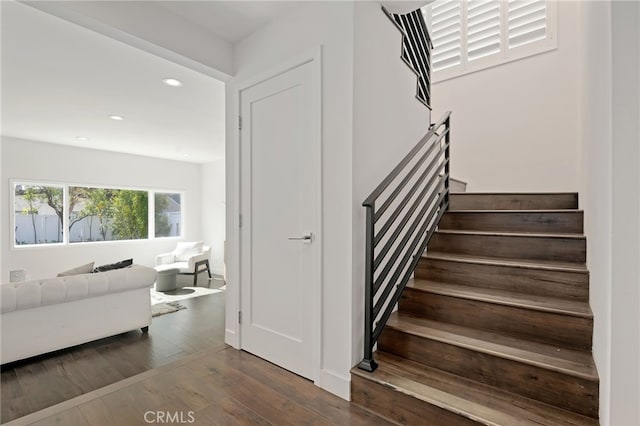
<box><xmin>1</xmin><ymin>137</ymin><xmax>202</xmax><ymax>281</ymax></box>
<box><xmin>579</xmin><ymin>1</ymin><xmax>613</xmax><ymax>422</ymax></box>
<box><xmin>580</xmin><ymin>1</ymin><xmax>640</xmax><ymax>424</ymax></box>
<box><xmin>225</xmin><ymin>1</ymin><xmax>355</xmax><ymax>399</ymax></box>
<box><xmin>431</xmin><ymin>1</ymin><xmax>581</xmax><ymax>192</ymax></box>
<box><xmin>201</xmin><ymin>159</ymin><xmax>225</xmax><ymax>276</ymax></box>
<box><xmin>351</xmin><ymin>1</ymin><xmax>431</xmax><ymax>368</ymax></box>
<box><xmin>609</xmin><ymin>1</ymin><xmax>640</xmax><ymax>424</ymax></box>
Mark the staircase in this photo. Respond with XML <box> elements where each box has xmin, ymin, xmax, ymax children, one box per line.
<box><xmin>352</xmin><ymin>192</ymin><xmax>599</xmax><ymax>425</ymax></box>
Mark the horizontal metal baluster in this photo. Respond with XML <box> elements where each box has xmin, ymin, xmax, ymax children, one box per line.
<box><xmin>375</xmin><ymin>159</ymin><xmax>446</xmax><ymax>248</ymax></box>
<box><xmin>374</xmin><ymin>136</ymin><xmax>440</xmax><ymax>223</ymax></box>
<box><xmin>373</xmin><ymin>188</ymin><xmax>447</xmax><ymax>318</ymax></box>
<box><xmin>373</xmin><ymin>180</ymin><xmax>445</xmax><ymax>294</ymax></box>
<box><xmin>372</xmin><ymin>156</ymin><xmax>447</xmax><ymax>270</ymax></box>
<box><xmin>372</xmin><ymin>193</ymin><xmax>449</xmax><ymax>342</ymax></box>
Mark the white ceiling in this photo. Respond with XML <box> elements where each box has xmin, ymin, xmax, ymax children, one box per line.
<box><xmin>157</xmin><ymin>1</ymin><xmax>297</xmax><ymax>44</ymax></box>
<box><xmin>1</xmin><ymin>1</ymin><xmax>290</xmax><ymax>164</ymax></box>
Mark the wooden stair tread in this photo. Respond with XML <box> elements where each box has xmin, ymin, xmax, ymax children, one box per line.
<box><xmin>424</xmin><ymin>251</ymin><xmax>588</xmax><ymax>273</ymax></box>
<box><xmin>352</xmin><ymin>352</ymin><xmax>598</xmax><ymax>426</ymax></box>
<box><xmin>435</xmin><ymin>229</ymin><xmax>586</xmax><ymax>240</ymax></box>
<box><xmin>386</xmin><ymin>313</ymin><xmax>598</xmax><ymax>381</ymax></box>
<box><xmin>447</xmin><ymin>209</ymin><xmax>582</xmax><ymax>213</ymax></box>
<box><xmin>406</xmin><ymin>279</ymin><xmax>593</xmax><ymax>318</ymax></box>
<box><xmin>451</xmin><ymin>192</ymin><xmax>579</xmax><ymax>196</ymax></box>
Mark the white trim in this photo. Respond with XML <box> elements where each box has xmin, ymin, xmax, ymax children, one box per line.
<box><xmin>229</xmin><ymin>46</ymin><xmax>323</xmax><ymax>385</ymax></box>
<box><xmin>225</xmin><ymin>329</ymin><xmax>239</xmax><ymax>349</ymax></box>
<box><xmin>318</xmin><ymin>369</ymin><xmax>351</xmax><ymax>401</ymax></box>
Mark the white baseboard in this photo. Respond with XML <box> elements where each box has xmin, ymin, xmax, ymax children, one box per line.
<box><xmin>225</xmin><ymin>328</ymin><xmax>239</xmax><ymax>349</ymax></box>
<box><xmin>317</xmin><ymin>369</ymin><xmax>351</xmax><ymax>401</ymax></box>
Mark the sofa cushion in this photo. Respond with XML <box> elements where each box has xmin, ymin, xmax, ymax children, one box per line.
<box><xmin>41</xmin><ymin>279</ymin><xmax>68</xmax><ymax>306</ymax></box>
<box><xmin>15</xmin><ymin>282</ymin><xmax>42</xmax><ymax>311</ymax></box>
<box><xmin>63</xmin><ymin>276</ymin><xmax>90</xmax><ymax>302</ymax></box>
<box><xmin>1</xmin><ymin>265</ymin><xmax>157</xmax><ymax>314</ymax></box>
<box><xmin>173</xmin><ymin>242</ymin><xmax>203</xmax><ymax>261</ymax></box>
<box><xmin>93</xmin><ymin>258</ymin><xmax>133</xmax><ymax>273</ymax></box>
<box><xmin>57</xmin><ymin>262</ymin><xmax>95</xmax><ymax>277</ymax></box>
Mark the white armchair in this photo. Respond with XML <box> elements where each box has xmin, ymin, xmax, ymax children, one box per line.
<box><xmin>155</xmin><ymin>241</ymin><xmax>212</xmax><ymax>286</ymax></box>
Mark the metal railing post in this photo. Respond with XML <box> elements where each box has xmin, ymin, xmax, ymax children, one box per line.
<box><xmin>444</xmin><ymin>115</ymin><xmax>451</xmax><ymax>208</ymax></box>
<box><xmin>358</xmin><ymin>205</ymin><xmax>378</xmax><ymax>372</ymax></box>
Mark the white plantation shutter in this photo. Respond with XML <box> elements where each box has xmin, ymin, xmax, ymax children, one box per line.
<box><xmin>508</xmin><ymin>0</ymin><xmax>547</xmax><ymax>48</ymax></box>
<box><xmin>467</xmin><ymin>0</ymin><xmax>501</xmax><ymax>61</ymax></box>
<box><xmin>429</xmin><ymin>1</ymin><xmax>462</xmax><ymax>71</ymax></box>
<box><xmin>424</xmin><ymin>0</ymin><xmax>556</xmax><ymax>80</ymax></box>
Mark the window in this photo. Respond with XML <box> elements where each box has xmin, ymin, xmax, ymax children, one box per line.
<box><xmin>14</xmin><ymin>184</ymin><xmax>64</xmax><ymax>245</ymax></box>
<box><xmin>69</xmin><ymin>187</ymin><xmax>149</xmax><ymax>243</ymax></box>
<box><xmin>13</xmin><ymin>181</ymin><xmax>183</xmax><ymax>247</ymax></box>
<box><xmin>154</xmin><ymin>193</ymin><xmax>182</xmax><ymax>238</ymax></box>
<box><xmin>424</xmin><ymin>0</ymin><xmax>556</xmax><ymax>82</ymax></box>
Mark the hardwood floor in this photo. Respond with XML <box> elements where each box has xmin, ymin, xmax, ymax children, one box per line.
<box><xmin>3</xmin><ymin>278</ymin><xmax>393</xmax><ymax>425</ymax></box>
<box><xmin>1</xmin><ymin>278</ymin><xmax>226</xmax><ymax>423</ymax></box>
<box><xmin>4</xmin><ymin>346</ymin><xmax>393</xmax><ymax>426</ymax></box>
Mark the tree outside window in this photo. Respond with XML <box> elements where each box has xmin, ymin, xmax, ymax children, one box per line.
<box><xmin>14</xmin><ymin>184</ymin><xmax>64</xmax><ymax>245</ymax></box>
<box><xmin>14</xmin><ymin>182</ymin><xmax>182</xmax><ymax>246</ymax></box>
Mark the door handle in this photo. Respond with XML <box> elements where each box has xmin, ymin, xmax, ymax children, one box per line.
<box><xmin>288</xmin><ymin>232</ymin><xmax>313</xmax><ymax>243</ymax></box>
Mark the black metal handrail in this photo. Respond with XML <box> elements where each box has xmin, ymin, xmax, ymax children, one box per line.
<box><xmin>359</xmin><ymin>111</ymin><xmax>451</xmax><ymax>372</ymax></box>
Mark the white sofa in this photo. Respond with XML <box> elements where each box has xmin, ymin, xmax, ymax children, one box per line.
<box><xmin>0</xmin><ymin>265</ymin><xmax>156</xmax><ymax>365</ymax></box>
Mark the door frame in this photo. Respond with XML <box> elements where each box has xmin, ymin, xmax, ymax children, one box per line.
<box><xmin>226</xmin><ymin>47</ymin><xmax>322</xmax><ymax>383</ymax></box>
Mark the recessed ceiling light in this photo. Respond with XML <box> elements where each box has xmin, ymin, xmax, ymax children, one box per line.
<box><xmin>109</xmin><ymin>115</ymin><xmax>124</xmax><ymax>121</ymax></box>
<box><xmin>76</xmin><ymin>136</ymin><xmax>89</xmax><ymax>142</ymax></box>
<box><xmin>162</xmin><ymin>78</ymin><xmax>183</xmax><ymax>87</ymax></box>
<box><xmin>183</xmin><ymin>153</ymin><xmax>190</xmax><ymax>157</ymax></box>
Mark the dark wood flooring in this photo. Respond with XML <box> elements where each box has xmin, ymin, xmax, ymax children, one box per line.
<box><xmin>1</xmin><ymin>278</ymin><xmax>226</xmax><ymax>423</ymax></box>
<box><xmin>6</xmin><ymin>346</ymin><xmax>394</xmax><ymax>426</ymax></box>
<box><xmin>1</xmin><ymin>275</ymin><xmax>394</xmax><ymax>426</ymax></box>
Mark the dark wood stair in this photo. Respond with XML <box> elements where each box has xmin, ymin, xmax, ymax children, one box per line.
<box><xmin>352</xmin><ymin>193</ymin><xmax>599</xmax><ymax>425</ymax></box>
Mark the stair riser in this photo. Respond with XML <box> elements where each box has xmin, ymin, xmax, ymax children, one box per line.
<box><xmin>351</xmin><ymin>374</ymin><xmax>479</xmax><ymax>426</ymax></box>
<box><xmin>379</xmin><ymin>328</ymin><xmax>599</xmax><ymax>418</ymax></box>
<box><xmin>416</xmin><ymin>257</ymin><xmax>589</xmax><ymax>300</ymax></box>
<box><xmin>449</xmin><ymin>194</ymin><xmax>578</xmax><ymax>210</ymax></box>
<box><xmin>430</xmin><ymin>233</ymin><xmax>586</xmax><ymax>263</ymax></box>
<box><xmin>400</xmin><ymin>290</ymin><xmax>593</xmax><ymax>350</ymax></box>
<box><xmin>440</xmin><ymin>211</ymin><xmax>584</xmax><ymax>234</ymax></box>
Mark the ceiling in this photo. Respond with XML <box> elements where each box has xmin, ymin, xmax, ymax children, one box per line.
<box><xmin>157</xmin><ymin>1</ymin><xmax>297</xmax><ymax>44</ymax></box>
<box><xmin>0</xmin><ymin>1</ymin><xmax>293</xmax><ymax>164</ymax></box>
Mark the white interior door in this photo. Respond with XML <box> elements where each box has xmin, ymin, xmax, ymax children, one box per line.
<box><xmin>239</xmin><ymin>60</ymin><xmax>319</xmax><ymax>380</ymax></box>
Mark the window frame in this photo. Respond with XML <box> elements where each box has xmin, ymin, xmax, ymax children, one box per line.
<box><xmin>424</xmin><ymin>0</ymin><xmax>558</xmax><ymax>83</ymax></box>
<box><xmin>10</xmin><ymin>179</ymin><xmax>186</xmax><ymax>249</ymax></box>
<box><xmin>153</xmin><ymin>192</ymin><xmax>184</xmax><ymax>239</ymax></box>
<box><xmin>11</xmin><ymin>181</ymin><xmax>66</xmax><ymax>248</ymax></box>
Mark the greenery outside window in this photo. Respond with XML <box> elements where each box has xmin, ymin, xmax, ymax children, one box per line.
<box><xmin>12</xmin><ymin>182</ymin><xmax>183</xmax><ymax>247</ymax></box>
<box><xmin>155</xmin><ymin>193</ymin><xmax>182</xmax><ymax>238</ymax></box>
<box><xmin>14</xmin><ymin>184</ymin><xmax>64</xmax><ymax>245</ymax></box>
<box><xmin>69</xmin><ymin>187</ymin><xmax>148</xmax><ymax>243</ymax></box>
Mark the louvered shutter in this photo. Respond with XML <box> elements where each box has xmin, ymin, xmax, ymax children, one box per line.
<box><xmin>467</xmin><ymin>0</ymin><xmax>501</xmax><ymax>61</ymax></box>
<box><xmin>424</xmin><ymin>0</ymin><xmax>554</xmax><ymax>81</ymax></box>
<box><xmin>428</xmin><ymin>1</ymin><xmax>462</xmax><ymax>71</ymax></box>
<box><xmin>508</xmin><ymin>0</ymin><xmax>547</xmax><ymax>48</ymax></box>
